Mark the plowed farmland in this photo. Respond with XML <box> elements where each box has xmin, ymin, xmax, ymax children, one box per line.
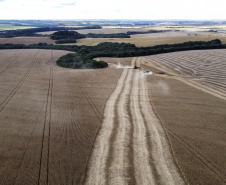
<box><xmin>0</xmin><ymin>49</ymin><xmax>122</xmax><ymax>184</ymax></box>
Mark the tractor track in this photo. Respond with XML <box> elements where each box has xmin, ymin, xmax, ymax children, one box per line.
<box><xmin>38</xmin><ymin>52</ymin><xmax>53</xmax><ymax>185</ymax></box>
<box><xmin>73</xmin><ymin>72</ymin><xmax>102</xmax><ymax>122</ymax></box>
<box><xmin>165</xmin><ymin>127</ymin><xmax>226</xmax><ymax>183</ymax></box>
<box><xmin>0</xmin><ymin>50</ymin><xmax>39</xmax><ymax>113</ymax></box>
<box><xmin>0</xmin><ymin>51</ymin><xmax>23</xmax><ymax>76</ymax></box>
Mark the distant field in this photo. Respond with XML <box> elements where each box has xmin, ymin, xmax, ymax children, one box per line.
<box><xmin>0</xmin><ymin>37</ymin><xmax>55</xmax><ymax>45</ymax></box>
<box><xmin>0</xmin><ymin>24</ymin><xmax>36</xmax><ymax>31</ymax></box>
<box><xmin>36</xmin><ymin>28</ymin><xmax>151</xmax><ymax>35</ymax></box>
<box><xmin>71</xmin><ymin>35</ymin><xmax>226</xmax><ymax>47</ymax></box>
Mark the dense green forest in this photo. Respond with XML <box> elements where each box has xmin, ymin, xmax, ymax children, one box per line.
<box><xmin>0</xmin><ymin>39</ymin><xmax>224</xmax><ymax>69</ymax></box>
<box><xmin>57</xmin><ymin>53</ymin><xmax>108</xmax><ymax>69</ymax></box>
<box><xmin>50</xmin><ymin>31</ymin><xmax>85</xmax><ymax>40</ymax></box>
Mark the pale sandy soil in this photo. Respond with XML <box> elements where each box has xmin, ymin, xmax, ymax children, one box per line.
<box><xmin>85</xmin><ymin>58</ymin><xmax>185</xmax><ymax>185</ymax></box>
<box><xmin>0</xmin><ymin>37</ymin><xmax>55</xmax><ymax>45</ymax></box>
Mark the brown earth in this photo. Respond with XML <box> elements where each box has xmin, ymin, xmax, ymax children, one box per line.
<box><xmin>0</xmin><ymin>49</ymin><xmax>122</xmax><ymax>184</ymax></box>
<box><xmin>0</xmin><ymin>37</ymin><xmax>55</xmax><ymax>45</ymax></box>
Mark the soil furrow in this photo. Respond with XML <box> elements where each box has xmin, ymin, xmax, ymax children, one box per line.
<box><xmin>38</xmin><ymin>67</ymin><xmax>53</xmax><ymax>185</ymax></box>
<box><xmin>0</xmin><ymin>50</ymin><xmax>39</xmax><ymax>112</ymax></box>
<box><xmin>0</xmin><ymin>51</ymin><xmax>22</xmax><ymax>76</ymax></box>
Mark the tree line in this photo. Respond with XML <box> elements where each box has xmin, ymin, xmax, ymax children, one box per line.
<box><xmin>0</xmin><ymin>26</ymin><xmax>102</xmax><ymax>38</ymax></box>
<box><xmin>0</xmin><ymin>39</ymin><xmax>224</xmax><ymax>69</ymax></box>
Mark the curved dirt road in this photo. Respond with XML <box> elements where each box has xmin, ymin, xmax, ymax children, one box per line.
<box><xmin>85</xmin><ymin>57</ymin><xmax>185</xmax><ymax>185</ymax></box>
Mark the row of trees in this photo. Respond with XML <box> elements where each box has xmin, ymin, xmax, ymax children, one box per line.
<box><xmin>0</xmin><ymin>39</ymin><xmax>224</xmax><ymax>69</ymax></box>
<box><xmin>0</xmin><ymin>26</ymin><xmax>102</xmax><ymax>38</ymax></box>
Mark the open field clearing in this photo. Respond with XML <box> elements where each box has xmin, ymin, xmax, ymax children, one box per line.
<box><xmin>73</xmin><ymin>35</ymin><xmax>226</xmax><ymax>47</ymax></box>
<box><xmin>0</xmin><ymin>49</ymin><xmax>122</xmax><ymax>184</ymax></box>
<box><xmin>145</xmin><ymin>49</ymin><xmax>226</xmax><ymax>94</ymax></box>
<box><xmin>0</xmin><ymin>37</ymin><xmax>55</xmax><ymax>45</ymax></box>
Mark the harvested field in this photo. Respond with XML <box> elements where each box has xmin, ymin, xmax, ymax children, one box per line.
<box><xmin>145</xmin><ymin>49</ymin><xmax>226</xmax><ymax>94</ymax></box>
<box><xmin>85</xmin><ymin>58</ymin><xmax>185</xmax><ymax>185</ymax></box>
<box><xmin>0</xmin><ymin>49</ymin><xmax>122</xmax><ymax>184</ymax></box>
<box><xmin>146</xmin><ymin>75</ymin><xmax>226</xmax><ymax>185</ymax></box>
<box><xmin>1</xmin><ymin>48</ymin><xmax>226</xmax><ymax>185</ymax></box>
<box><xmin>140</xmin><ymin>52</ymin><xmax>226</xmax><ymax>184</ymax></box>
<box><xmin>0</xmin><ymin>37</ymin><xmax>55</xmax><ymax>45</ymax></box>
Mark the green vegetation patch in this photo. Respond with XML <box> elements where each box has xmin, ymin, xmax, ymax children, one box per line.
<box><xmin>50</xmin><ymin>31</ymin><xmax>85</xmax><ymax>40</ymax></box>
<box><xmin>56</xmin><ymin>53</ymin><xmax>108</xmax><ymax>69</ymax></box>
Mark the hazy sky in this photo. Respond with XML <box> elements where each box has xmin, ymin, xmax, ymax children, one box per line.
<box><xmin>0</xmin><ymin>0</ymin><xmax>226</xmax><ymax>20</ymax></box>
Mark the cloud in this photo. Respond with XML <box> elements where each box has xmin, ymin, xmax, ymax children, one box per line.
<box><xmin>60</xmin><ymin>1</ymin><xmax>76</xmax><ymax>6</ymax></box>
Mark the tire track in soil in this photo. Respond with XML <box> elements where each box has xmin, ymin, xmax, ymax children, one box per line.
<box><xmin>72</xmin><ymin>72</ymin><xmax>102</xmax><ymax>122</ymax></box>
<box><xmin>0</xmin><ymin>51</ymin><xmax>23</xmax><ymax>76</ymax></box>
<box><xmin>165</xmin><ymin>127</ymin><xmax>226</xmax><ymax>183</ymax></box>
<box><xmin>85</xmin><ymin>57</ymin><xmax>185</xmax><ymax>184</ymax></box>
<box><xmin>0</xmin><ymin>50</ymin><xmax>40</xmax><ymax>113</ymax></box>
<box><xmin>38</xmin><ymin>51</ymin><xmax>53</xmax><ymax>185</ymax></box>
<box><xmin>95</xmin><ymin>70</ymin><xmax>113</xmax><ymax>89</ymax></box>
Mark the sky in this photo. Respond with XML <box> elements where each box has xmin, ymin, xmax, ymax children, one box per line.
<box><xmin>0</xmin><ymin>0</ymin><xmax>226</xmax><ymax>20</ymax></box>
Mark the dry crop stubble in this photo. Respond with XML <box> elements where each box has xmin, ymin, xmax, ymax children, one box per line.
<box><xmin>85</xmin><ymin>57</ymin><xmax>185</xmax><ymax>185</ymax></box>
<box><xmin>141</xmin><ymin>52</ymin><xmax>226</xmax><ymax>184</ymax></box>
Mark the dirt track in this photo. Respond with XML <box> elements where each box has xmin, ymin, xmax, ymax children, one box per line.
<box><xmin>85</xmin><ymin>58</ymin><xmax>184</xmax><ymax>184</ymax></box>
